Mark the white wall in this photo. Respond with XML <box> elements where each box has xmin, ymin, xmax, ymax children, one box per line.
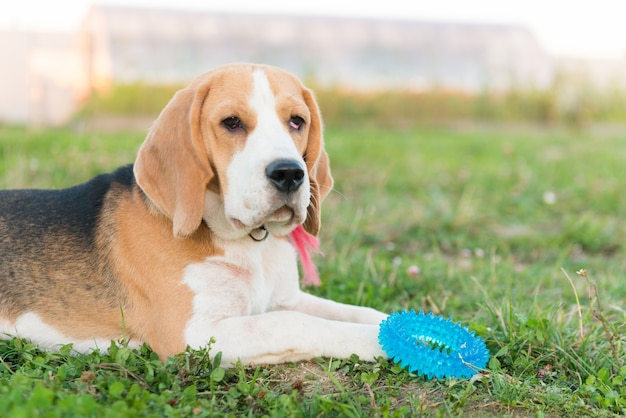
<box><xmin>0</xmin><ymin>31</ymin><xmax>31</xmax><ymax>124</ymax></box>
<box><xmin>0</xmin><ymin>30</ymin><xmax>85</xmax><ymax>125</ymax></box>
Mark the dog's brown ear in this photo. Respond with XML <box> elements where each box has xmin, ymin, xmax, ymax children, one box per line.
<box><xmin>134</xmin><ymin>83</ymin><xmax>213</xmax><ymax>238</ymax></box>
<box><xmin>301</xmin><ymin>87</ymin><xmax>333</xmax><ymax>236</ymax></box>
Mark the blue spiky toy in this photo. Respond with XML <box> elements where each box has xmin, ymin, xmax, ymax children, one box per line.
<box><xmin>378</xmin><ymin>310</ymin><xmax>490</xmax><ymax>379</ymax></box>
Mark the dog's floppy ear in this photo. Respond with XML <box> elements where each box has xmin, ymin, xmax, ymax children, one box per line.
<box><xmin>134</xmin><ymin>82</ymin><xmax>213</xmax><ymax>237</ymax></box>
<box><xmin>301</xmin><ymin>87</ymin><xmax>333</xmax><ymax>236</ymax></box>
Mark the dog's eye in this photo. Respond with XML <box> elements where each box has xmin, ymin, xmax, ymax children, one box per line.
<box><xmin>223</xmin><ymin>116</ymin><xmax>244</xmax><ymax>132</ymax></box>
<box><xmin>289</xmin><ymin>116</ymin><xmax>305</xmax><ymax>131</ymax></box>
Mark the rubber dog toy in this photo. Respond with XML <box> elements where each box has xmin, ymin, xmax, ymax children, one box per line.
<box><xmin>379</xmin><ymin>310</ymin><xmax>489</xmax><ymax>379</ymax></box>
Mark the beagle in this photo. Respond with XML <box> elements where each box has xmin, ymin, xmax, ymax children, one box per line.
<box><xmin>0</xmin><ymin>63</ymin><xmax>387</xmax><ymax>365</ymax></box>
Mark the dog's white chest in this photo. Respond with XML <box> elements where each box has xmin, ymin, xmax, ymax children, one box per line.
<box><xmin>181</xmin><ymin>236</ymin><xmax>301</xmax><ymax>347</ymax></box>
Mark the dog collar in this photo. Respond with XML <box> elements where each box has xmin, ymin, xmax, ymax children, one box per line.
<box><xmin>249</xmin><ymin>226</ymin><xmax>268</xmax><ymax>242</ymax></box>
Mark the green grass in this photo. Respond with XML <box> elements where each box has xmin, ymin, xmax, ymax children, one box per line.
<box><xmin>1</xmin><ymin>122</ymin><xmax>625</xmax><ymax>416</ymax></box>
<box><xmin>74</xmin><ymin>74</ymin><xmax>626</xmax><ymax>129</ymax></box>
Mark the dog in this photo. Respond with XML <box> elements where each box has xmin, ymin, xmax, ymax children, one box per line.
<box><xmin>0</xmin><ymin>63</ymin><xmax>387</xmax><ymax>365</ymax></box>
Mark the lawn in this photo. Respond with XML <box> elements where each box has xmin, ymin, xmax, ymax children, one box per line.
<box><xmin>1</xmin><ymin>122</ymin><xmax>625</xmax><ymax>416</ymax></box>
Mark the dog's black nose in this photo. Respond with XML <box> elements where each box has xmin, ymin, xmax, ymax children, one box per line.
<box><xmin>266</xmin><ymin>160</ymin><xmax>305</xmax><ymax>193</ymax></box>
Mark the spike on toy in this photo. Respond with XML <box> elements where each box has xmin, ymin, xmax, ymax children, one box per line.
<box><xmin>378</xmin><ymin>310</ymin><xmax>490</xmax><ymax>379</ymax></box>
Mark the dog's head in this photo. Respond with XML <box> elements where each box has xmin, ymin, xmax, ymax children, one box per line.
<box><xmin>134</xmin><ymin>63</ymin><xmax>333</xmax><ymax>239</ymax></box>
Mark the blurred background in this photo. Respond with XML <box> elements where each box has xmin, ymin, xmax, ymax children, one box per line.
<box><xmin>1</xmin><ymin>0</ymin><xmax>626</xmax><ymax>128</ymax></box>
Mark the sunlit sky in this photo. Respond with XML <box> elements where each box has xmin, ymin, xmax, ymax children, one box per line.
<box><xmin>2</xmin><ymin>0</ymin><xmax>626</xmax><ymax>60</ymax></box>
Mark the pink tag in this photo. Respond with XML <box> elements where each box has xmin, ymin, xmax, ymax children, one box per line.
<box><xmin>289</xmin><ymin>225</ymin><xmax>321</xmax><ymax>286</ymax></box>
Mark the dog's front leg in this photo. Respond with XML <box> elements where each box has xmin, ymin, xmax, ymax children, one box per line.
<box><xmin>281</xmin><ymin>291</ymin><xmax>388</xmax><ymax>325</ymax></box>
<box><xmin>186</xmin><ymin>311</ymin><xmax>386</xmax><ymax>366</ymax></box>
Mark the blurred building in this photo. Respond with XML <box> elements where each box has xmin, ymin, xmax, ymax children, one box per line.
<box><xmin>81</xmin><ymin>5</ymin><xmax>553</xmax><ymax>92</ymax></box>
<box><xmin>1</xmin><ymin>5</ymin><xmax>623</xmax><ymax>126</ymax></box>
